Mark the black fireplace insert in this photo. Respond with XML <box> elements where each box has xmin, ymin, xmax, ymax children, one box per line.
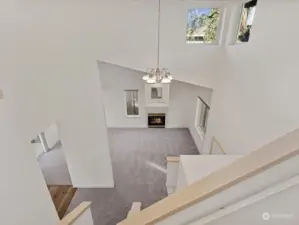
<box><xmin>148</xmin><ymin>113</ymin><xmax>166</xmax><ymax>128</ymax></box>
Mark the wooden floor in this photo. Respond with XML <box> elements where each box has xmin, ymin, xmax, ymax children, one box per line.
<box><xmin>48</xmin><ymin>185</ymin><xmax>77</xmax><ymax>219</ymax></box>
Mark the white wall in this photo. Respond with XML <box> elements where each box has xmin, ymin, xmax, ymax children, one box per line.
<box><xmin>0</xmin><ymin>97</ymin><xmax>59</xmax><ymax>225</ymax></box>
<box><xmin>0</xmin><ymin>0</ymin><xmax>223</xmax><ymax>221</ymax></box>
<box><xmin>98</xmin><ymin>62</ymin><xmax>212</xmax><ymax>152</ymax></box>
<box><xmin>33</xmin><ymin>142</ymin><xmax>44</xmax><ymax>158</ymax></box>
<box><xmin>58</xmin><ymin>63</ymin><xmax>114</xmax><ymax>187</ymax></box>
<box><xmin>1</xmin><ymin>0</ymin><xmax>228</xmax><ymax>89</ymax></box>
<box><xmin>0</xmin><ymin>0</ymin><xmax>114</xmax><ymax>189</ymax></box>
<box><xmin>4</xmin><ymin>0</ymin><xmax>296</xmax><ymax>222</ymax></box>
<box><xmin>168</xmin><ymin>81</ymin><xmax>212</xmax><ymax>151</ymax></box>
<box><xmin>99</xmin><ymin>62</ymin><xmax>147</xmax><ymax>128</ymax></box>
<box><xmin>160</xmin><ymin>0</ymin><xmax>227</xmax><ymax>87</ymax></box>
<box><xmin>203</xmin><ymin>0</ymin><xmax>299</xmax><ymax>154</ymax></box>
<box><xmin>44</xmin><ymin>123</ymin><xmax>59</xmax><ymax>149</ymax></box>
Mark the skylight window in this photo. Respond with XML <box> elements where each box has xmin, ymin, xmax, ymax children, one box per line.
<box><xmin>237</xmin><ymin>0</ymin><xmax>257</xmax><ymax>43</ymax></box>
<box><xmin>186</xmin><ymin>8</ymin><xmax>220</xmax><ymax>44</ymax></box>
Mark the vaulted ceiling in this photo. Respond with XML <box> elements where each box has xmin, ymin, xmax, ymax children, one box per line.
<box><xmin>1</xmin><ymin>0</ymin><xmax>245</xmax><ymax>90</ymax></box>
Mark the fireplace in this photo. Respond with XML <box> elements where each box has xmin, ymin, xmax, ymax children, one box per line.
<box><xmin>148</xmin><ymin>113</ymin><xmax>166</xmax><ymax>128</ymax></box>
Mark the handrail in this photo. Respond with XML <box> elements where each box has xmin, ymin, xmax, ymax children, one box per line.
<box><xmin>117</xmin><ymin>128</ymin><xmax>299</xmax><ymax>225</ymax></box>
<box><xmin>59</xmin><ymin>201</ymin><xmax>92</xmax><ymax>225</ymax></box>
<box><xmin>209</xmin><ymin>136</ymin><xmax>226</xmax><ymax>155</ymax></box>
<box><xmin>188</xmin><ymin>174</ymin><xmax>299</xmax><ymax>225</ymax></box>
<box><xmin>198</xmin><ymin>96</ymin><xmax>210</xmax><ymax>110</ymax></box>
<box><xmin>167</xmin><ymin>156</ymin><xmax>180</xmax><ymax>163</ymax></box>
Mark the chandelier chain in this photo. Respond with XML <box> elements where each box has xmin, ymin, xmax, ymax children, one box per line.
<box><xmin>157</xmin><ymin>0</ymin><xmax>161</xmax><ymax>67</ymax></box>
<box><xmin>142</xmin><ymin>0</ymin><xmax>173</xmax><ymax>84</ymax></box>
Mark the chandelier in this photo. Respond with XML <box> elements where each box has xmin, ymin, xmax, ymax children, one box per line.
<box><xmin>142</xmin><ymin>0</ymin><xmax>173</xmax><ymax>84</ymax></box>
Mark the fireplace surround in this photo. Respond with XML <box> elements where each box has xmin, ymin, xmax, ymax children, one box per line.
<box><xmin>148</xmin><ymin>113</ymin><xmax>166</xmax><ymax>128</ymax></box>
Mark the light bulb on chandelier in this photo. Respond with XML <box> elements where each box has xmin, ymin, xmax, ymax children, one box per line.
<box><xmin>161</xmin><ymin>77</ymin><xmax>171</xmax><ymax>84</ymax></box>
<box><xmin>143</xmin><ymin>67</ymin><xmax>173</xmax><ymax>84</ymax></box>
<box><xmin>142</xmin><ymin>74</ymin><xmax>150</xmax><ymax>81</ymax></box>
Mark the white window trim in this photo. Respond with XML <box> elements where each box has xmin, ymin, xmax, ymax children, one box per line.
<box><xmin>151</xmin><ymin>87</ymin><xmax>163</xmax><ymax>100</ymax></box>
<box><xmin>145</xmin><ymin>83</ymin><xmax>169</xmax><ymax>105</ymax></box>
<box><xmin>194</xmin><ymin>98</ymin><xmax>209</xmax><ymax>140</ymax></box>
<box><xmin>195</xmin><ymin>124</ymin><xmax>205</xmax><ymax>141</ymax></box>
<box><xmin>235</xmin><ymin>3</ymin><xmax>245</xmax><ymax>44</ymax></box>
<box><xmin>225</xmin><ymin>3</ymin><xmax>245</xmax><ymax>45</ymax></box>
<box><xmin>235</xmin><ymin>1</ymin><xmax>257</xmax><ymax>44</ymax></box>
<box><xmin>194</xmin><ymin>99</ymin><xmax>204</xmax><ymax>140</ymax></box>
<box><xmin>186</xmin><ymin>7</ymin><xmax>225</xmax><ymax>45</ymax></box>
<box><xmin>126</xmin><ymin>115</ymin><xmax>141</xmax><ymax>118</ymax></box>
<box><xmin>124</xmin><ymin>90</ymin><xmax>140</xmax><ymax>118</ymax></box>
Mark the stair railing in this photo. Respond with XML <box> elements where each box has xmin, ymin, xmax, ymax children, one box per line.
<box><xmin>209</xmin><ymin>136</ymin><xmax>226</xmax><ymax>155</ymax></box>
<box><xmin>59</xmin><ymin>202</ymin><xmax>92</xmax><ymax>225</ymax></box>
<box><xmin>117</xmin><ymin>128</ymin><xmax>299</xmax><ymax>225</ymax></box>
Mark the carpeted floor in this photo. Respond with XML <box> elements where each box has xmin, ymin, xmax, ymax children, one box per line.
<box><xmin>67</xmin><ymin>128</ymin><xmax>199</xmax><ymax>225</ymax></box>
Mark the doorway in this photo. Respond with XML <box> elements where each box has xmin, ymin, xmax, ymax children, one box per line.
<box><xmin>31</xmin><ymin>123</ymin><xmax>76</xmax><ymax>219</ymax></box>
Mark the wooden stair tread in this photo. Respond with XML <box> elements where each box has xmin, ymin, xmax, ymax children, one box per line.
<box><xmin>57</xmin><ymin>188</ymin><xmax>78</xmax><ymax>219</ymax></box>
<box><xmin>48</xmin><ymin>185</ymin><xmax>77</xmax><ymax>219</ymax></box>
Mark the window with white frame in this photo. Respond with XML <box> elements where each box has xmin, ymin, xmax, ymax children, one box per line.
<box><xmin>151</xmin><ymin>87</ymin><xmax>163</xmax><ymax>99</ymax></box>
<box><xmin>237</xmin><ymin>0</ymin><xmax>257</xmax><ymax>43</ymax></box>
<box><xmin>125</xmin><ymin>90</ymin><xmax>139</xmax><ymax>116</ymax></box>
<box><xmin>195</xmin><ymin>97</ymin><xmax>210</xmax><ymax>135</ymax></box>
<box><xmin>186</xmin><ymin>8</ymin><xmax>221</xmax><ymax>44</ymax></box>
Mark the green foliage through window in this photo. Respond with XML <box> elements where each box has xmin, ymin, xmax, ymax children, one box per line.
<box><xmin>186</xmin><ymin>8</ymin><xmax>220</xmax><ymax>44</ymax></box>
<box><xmin>237</xmin><ymin>0</ymin><xmax>257</xmax><ymax>43</ymax></box>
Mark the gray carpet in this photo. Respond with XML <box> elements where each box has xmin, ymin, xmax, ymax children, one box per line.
<box><xmin>68</xmin><ymin>128</ymin><xmax>199</xmax><ymax>225</ymax></box>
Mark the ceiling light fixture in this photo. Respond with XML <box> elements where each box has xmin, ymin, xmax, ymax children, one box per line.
<box><xmin>142</xmin><ymin>0</ymin><xmax>173</xmax><ymax>84</ymax></box>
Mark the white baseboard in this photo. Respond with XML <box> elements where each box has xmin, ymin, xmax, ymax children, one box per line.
<box><xmin>166</xmin><ymin>125</ymin><xmax>188</xmax><ymax>129</ymax></box>
<box><xmin>73</xmin><ymin>183</ymin><xmax>115</xmax><ymax>188</ymax></box>
<box><xmin>107</xmin><ymin>125</ymin><xmax>189</xmax><ymax>129</ymax></box>
<box><xmin>107</xmin><ymin>125</ymin><xmax>147</xmax><ymax>129</ymax></box>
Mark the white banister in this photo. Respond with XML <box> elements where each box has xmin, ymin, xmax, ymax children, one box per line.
<box><xmin>118</xmin><ymin>128</ymin><xmax>299</xmax><ymax>225</ymax></box>
<box><xmin>58</xmin><ymin>202</ymin><xmax>93</xmax><ymax>225</ymax></box>
<box><xmin>188</xmin><ymin>175</ymin><xmax>299</xmax><ymax>225</ymax></box>
<box><xmin>127</xmin><ymin>202</ymin><xmax>142</xmax><ymax>217</ymax></box>
<box><xmin>166</xmin><ymin>156</ymin><xmax>180</xmax><ymax>195</ymax></box>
